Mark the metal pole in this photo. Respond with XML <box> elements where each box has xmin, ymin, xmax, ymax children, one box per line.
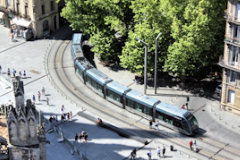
<box><xmin>135</xmin><ymin>37</ymin><xmax>148</xmax><ymax>95</ymax></box>
<box><xmin>154</xmin><ymin>32</ymin><xmax>162</xmax><ymax>94</ymax></box>
<box><xmin>144</xmin><ymin>44</ymin><xmax>148</xmax><ymax>95</ymax></box>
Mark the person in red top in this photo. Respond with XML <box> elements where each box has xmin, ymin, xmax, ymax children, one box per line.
<box><xmin>189</xmin><ymin>140</ymin><xmax>193</xmax><ymax>151</ymax></box>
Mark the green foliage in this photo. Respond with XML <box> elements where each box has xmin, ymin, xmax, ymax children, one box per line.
<box><xmin>61</xmin><ymin>0</ymin><xmax>226</xmax><ymax>77</ymax></box>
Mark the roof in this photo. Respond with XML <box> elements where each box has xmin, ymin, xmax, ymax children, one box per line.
<box><xmin>71</xmin><ymin>45</ymin><xmax>83</xmax><ymax>59</ymax></box>
<box><xmin>155</xmin><ymin>102</ymin><xmax>187</xmax><ymax>118</ymax></box>
<box><xmin>126</xmin><ymin>90</ymin><xmax>159</xmax><ymax>108</ymax></box>
<box><xmin>12</xmin><ymin>17</ymin><xmax>31</xmax><ymax>28</ymax></box>
<box><xmin>106</xmin><ymin>81</ymin><xmax>130</xmax><ymax>95</ymax></box>
<box><xmin>86</xmin><ymin>68</ymin><xmax>112</xmax><ymax>85</ymax></box>
<box><xmin>72</xmin><ymin>33</ymin><xmax>82</xmax><ymax>45</ymax></box>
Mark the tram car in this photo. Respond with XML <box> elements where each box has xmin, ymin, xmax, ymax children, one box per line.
<box><xmin>71</xmin><ymin>33</ymin><xmax>199</xmax><ymax>136</ymax></box>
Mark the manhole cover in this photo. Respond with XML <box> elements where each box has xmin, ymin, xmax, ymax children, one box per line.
<box><xmin>30</xmin><ymin>70</ymin><xmax>40</xmax><ymax>74</ymax></box>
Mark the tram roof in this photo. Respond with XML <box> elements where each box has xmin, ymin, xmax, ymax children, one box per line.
<box><xmin>126</xmin><ymin>90</ymin><xmax>159</xmax><ymax>108</ymax></box>
<box><xmin>155</xmin><ymin>102</ymin><xmax>187</xmax><ymax>118</ymax></box>
<box><xmin>106</xmin><ymin>81</ymin><xmax>130</xmax><ymax>95</ymax></box>
<box><xmin>72</xmin><ymin>33</ymin><xmax>82</xmax><ymax>45</ymax></box>
<box><xmin>86</xmin><ymin>68</ymin><xmax>112</xmax><ymax>85</ymax></box>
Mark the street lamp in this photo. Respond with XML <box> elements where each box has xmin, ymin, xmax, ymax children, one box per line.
<box><xmin>135</xmin><ymin>37</ymin><xmax>148</xmax><ymax>95</ymax></box>
<box><xmin>154</xmin><ymin>32</ymin><xmax>162</xmax><ymax>94</ymax></box>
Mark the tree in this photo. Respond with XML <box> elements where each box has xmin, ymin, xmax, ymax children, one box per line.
<box><xmin>163</xmin><ymin>0</ymin><xmax>226</xmax><ymax>77</ymax></box>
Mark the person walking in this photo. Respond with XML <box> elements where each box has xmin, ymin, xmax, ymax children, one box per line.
<box><xmin>162</xmin><ymin>145</ymin><xmax>166</xmax><ymax>158</ymax></box>
<box><xmin>157</xmin><ymin>146</ymin><xmax>161</xmax><ymax>158</ymax></box>
<box><xmin>130</xmin><ymin>148</ymin><xmax>136</xmax><ymax>160</ymax></box>
<box><xmin>12</xmin><ymin>69</ymin><xmax>16</xmax><ymax>77</ymax></box>
<box><xmin>0</xmin><ymin>65</ymin><xmax>2</xmax><ymax>74</ymax></box>
<box><xmin>38</xmin><ymin>91</ymin><xmax>41</xmax><ymax>101</ymax></box>
<box><xmin>181</xmin><ymin>104</ymin><xmax>185</xmax><ymax>109</ymax></box>
<box><xmin>7</xmin><ymin>68</ymin><xmax>10</xmax><ymax>76</ymax></box>
<box><xmin>193</xmin><ymin>140</ymin><xmax>197</xmax><ymax>152</ymax></box>
<box><xmin>46</xmin><ymin>97</ymin><xmax>49</xmax><ymax>105</ymax></box>
<box><xmin>189</xmin><ymin>140</ymin><xmax>193</xmax><ymax>151</ymax></box>
<box><xmin>75</xmin><ymin>133</ymin><xmax>78</xmax><ymax>142</ymax></box>
<box><xmin>61</xmin><ymin>105</ymin><xmax>64</xmax><ymax>113</ymax></box>
<box><xmin>149</xmin><ymin>120</ymin><xmax>153</xmax><ymax>129</ymax></box>
<box><xmin>147</xmin><ymin>150</ymin><xmax>152</xmax><ymax>160</ymax></box>
<box><xmin>19</xmin><ymin>71</ymin><xmax>22</xmax><ymax>77</ymax></box>
<box><xmin>155</xmin><ymin>121</ymin><xmax>159</xmax><ymax>131</ymax></box>
<box><xmin>23</xmin><ymin>70</ymin><xmax>26</xmax><ymax>77</ymax></box>
<box><xmin>32</xmin><ymin>95</ymin><xmax>36</xmax><ymax>104</ymax></box>
<box><xmin>42</xmin><ymin>87</ymin><xmax>45</xmax><ymax>96</ymax></box>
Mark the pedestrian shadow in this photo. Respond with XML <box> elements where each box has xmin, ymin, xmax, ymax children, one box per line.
<box><xmin>49</xmin><ymin>104</ymin><xmax>55</xmax><ymax>107</ymax></box>
<box><xmin>35</xmin><ymin>103</ymin><xmax>43</xmax><ymax>105</ymax></box>
<box><xmin>45</xmin><ymin>94</ymin><xmax>51</xmax><ymax>96</ymax></box>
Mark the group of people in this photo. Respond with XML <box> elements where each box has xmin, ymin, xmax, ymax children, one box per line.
<box><xmin>75</xmin><ymin>131</ymin><xmax>88</xmax><ymax>143</ymax></box>
<box><xmin>60</xmin><ymin>104</ymin><xmax>72</xmax><ymax>122</ymax></box>
<box><xmin>32</xmin><ymin>87</ymin><xmax>47</xmax><ymax>104</ymax></box>
<box><xmin>130</xmin><ymin>145</ymin><xmax>166</xmax><ymax>160</ymax></box>
<box><xmin>189</xmin><ymin>140</ymin><xmax>198</xmax><ymax>152</ymax></box>
<box><xmin>7</xmin><ymin>68</ymin><xmax>26</xmax><ymax>78</ymax></box>
<box><xmin>149</xmin><ymin>120</ymin><xmax>159</xmax><ymax>130</ymax></box>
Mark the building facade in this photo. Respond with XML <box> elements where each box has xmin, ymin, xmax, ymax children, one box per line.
<box><xmin>0</xmin><ymin>0</ymin><xmax>59</xmax><ymax>38</ymax></box>
<box><xmin>220</xmin><ymin>0</ymin><xmax>240</xmax><ymax>114</ymax></box>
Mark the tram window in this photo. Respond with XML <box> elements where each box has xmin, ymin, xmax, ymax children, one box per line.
<box><xmin>163</xmin><ymin>114</ymin><xmax>173</xmax><ymax>125</ymax></box>
<box><xmin>95</xmin><ymin>83</ymin><xmax>102</xmax><ymax>93</ymax></box>
<box><xmin>86</xmin><ymin>76</ymin><xmax>91</xmax><ymax>84</ymax></box>
<box><xmin>76</xmin><ymin>68</ymin><xmax>83</xmax><ymax>78</ymax></box>
<box><xmin>173</xmin><ymin>119</ymin><xmax>182</xmax><ymax>128</ymax></box>
<box><xmin>181</xmin><ymin>120</ymin><xmax>189</xmax><ymax>132</ymax></box>
<box><xmin>143</xmin><ymin>107</ymin><xmax>152</xmax><ymax>116</ymax></box>
<box><xmin>156</xmin><ymin>111</ymin><xmax>164</xmax><ymax>121</ymax></box>
<box><xmin>127</xmin><ymin>99</ymin><xmax>135</xmax><ymax>109</ymax></box>
<box><xmin>107</xmin><ymin>90</ymin><xmax>121</xmax><ymax>102</ymax></box>
<box><xmin>135</xmin><ymin>103</ymin><xmax>143</xmax><ymax>112</ymax></box>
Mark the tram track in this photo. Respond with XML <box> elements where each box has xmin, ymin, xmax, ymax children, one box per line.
<box><xmin>47</xmin><ymin>39</ymin><xmax>240</xmax><ymax>160</ymax></box>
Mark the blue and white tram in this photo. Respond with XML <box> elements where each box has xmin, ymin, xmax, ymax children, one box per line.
<box><xmin>105</xmin><ymin>81</ymin><xmax>131</xmax><ymax>108</ymax></box>
<box><xmin>125</xmin><ymin>90</ymin><xmax>160</xmax><ymax>120</ymax></box>
<box><xmin>85</xmin><ymin>68</ymin><xmax>112</xmax><ymax>97</ymax></box>
<box><xmin>155</xmin><ymin>102</ymin><xmax>198</xmax><ymax>136</ymax></box>
<box><xmin>71</xmin><ymin>33</ymin><xmax>199</xmax><ymax>136</ymax></box>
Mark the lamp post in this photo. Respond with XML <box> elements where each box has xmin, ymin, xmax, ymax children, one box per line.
<box><xmin>135</xmin><ymin>37</ymin><xmax>148</xmax><ymax>95</ymax></box>
<box><xmin>154</xmin><ymin>32</ymin><xmax>162</xmax><ymax>94</ymax></box>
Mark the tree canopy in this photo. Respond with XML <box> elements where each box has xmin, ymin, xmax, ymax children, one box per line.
<box><xmin>60</xmin><ymin>0</ymin><xmax>226</xmax><ymax>77</ymax></box>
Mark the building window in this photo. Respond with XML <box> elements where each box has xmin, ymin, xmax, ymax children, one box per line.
<box><xmin>230</xmin><ymin>46</ymin><xmax>238</xmax><ymax>66</ymax></box>
<box><xmin>50</xmin><ymin>1</ymin><xmax>54</xmax><ymax>11</ymax></box>
<box><xmin>229</xmin><ymin>70</ymin><xmax>238</xmax><ymax>82</ymax></box>
<box><xmin>25</xmin><ymin>5</ymin><xmax>28</xmax><ymax>17</ymax></box>
<box><xmin>16</xmin><ymin>3</ymin><xmax>19</xmax><ymax>14</ymax></box>
<box><xmin>228</xmin><ymin>90</ymin><xmax>235</xmax><ymax>104</ymax></box>
<box><xmin>41</xmin><ymin>5</ymin><xmax>45</xmax><ymax>15</ymax></box>
<box><xmin>236</xmin><ymin>3</ymin><xmax>240</xmax><ymax>20</ymax></box>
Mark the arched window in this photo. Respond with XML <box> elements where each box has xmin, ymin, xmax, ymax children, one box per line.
<box><xmin>28</xmin><ymin>118</ymin><xmax>36</xmax><ymax>138</ymax></box>
<box><xmin>9</xmin><ymin>121</ymin><xmax>18</xmax><ymax>143</ymax></box>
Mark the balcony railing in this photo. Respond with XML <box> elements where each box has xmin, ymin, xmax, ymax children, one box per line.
<box><xmin>219</xmin><ymin>55</ymin><xmax>240</xmax><ymax>73</ymax></box>
<box><xmin>225</xmin><ymin>10</ymin><xmax>240</xmax><ymax>25</ymax></box>
<box><xmin>224</xmin><ymin>35</ymin><xmax>240</xmax><ymax>46</ymax></box>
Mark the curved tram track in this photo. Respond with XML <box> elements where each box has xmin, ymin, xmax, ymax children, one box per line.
<box><xmin>46</xmin><ymin>39</ymin><xmax>240</xmax><ymax>160</ymax></box>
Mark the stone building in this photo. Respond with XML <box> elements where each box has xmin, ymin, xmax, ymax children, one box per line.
<box><xmin>5</xmin><ymin>76</ymin><xmax>47</xmax><ymax>160</ymax></box>
<box><xmin>0</xmin><ymin>0</ymin><xmax>59</xmax><ymax>38</ymax></box>
<box><xmin>219</xmin><ymin>0</ymin><xmax>240</xmax><ymax>114</ymax></box>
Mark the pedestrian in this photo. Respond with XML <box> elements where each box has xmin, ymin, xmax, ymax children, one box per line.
<box><xmin>189</xmin><ymin>140</ymin><xmax>193</xmax><ymax>151</ymax></box>
<box><xmin>75</xmin><ymin>133</ymin><xmax>78</xmax><ymax>142</ymax></box>
<box><xmin>157</xmin><ymin>146</ymin><xmax>161</xmax><ymax>158</ymax></box>
<box><xmin>23</xmin><ymin>70</ymin><xmax>26</xmax><ymax>77</ymax></box>
<box><xmin>181</xmin><ymin>104</ymin><xmax>185</xmax><ymax>109</ymax></box>
<box><xmin>162</xmin><ymin>145</ymin><xmax>166</xmax><ymax>158</ymax></box>
<box><xmin>61</xmin><ymin>105</ymin><xmax>64</xmax><ymax>113</ymax></box>
<box><xmin>130</xmin><ymin>148</ymin><xmax>137</xmax><ymax>160</ymax></box>
<box><xmin>67</xmin><ymin>112</ymin><xmax>70</xmax><ymax>120</ymax></box>
<box><xmin>19</xmin><ymin>71</ymin><xmax>22</xmax><ymax>77</ymax></box>
<box><xmin>69</xmin><ymin>111</ymin><xmax>72</xmax><ymax>119</ymax></box>
<box><xmin>0</xmin><ymin>65</ymin><xmax>2</xmax><ymax>74</ymax></box>
<box><xmin>185</xmin><ymin>102</ymin><xmax>189</xmax><ymax>110</ymax></box>
<box><xmin>78</xmin><ymin>133</ymin><xmax>83</xmax><ymax>142</ymax></box>
<box><xmin>83</xmin><ymin>131</ymin><xmax>88</xmax><ymax>142</ymax></box>
<box><xmin>149</xmin><ymin>120</ymin><xmax>153</xmax><ymax>129</ymax></box>
<box><xmin>147</xmin><ymin>150</ymin><xmax>152</xmax><ymax>160</ymax></box>
<box><xmin>38</xmin><ymin>91</ymin><xmax>41</xmax><ymax>101</ymax></box>
<box><xmin>97</xmin><ymin>118</ymin><xmax>103</xmax><ymax>126</ymax></box>
<box><xmin>193</xmin><ymin>140</ymin><xmax>197</xmax><ymax>152</ymax></box>
<box><xmin>32</xmin><ymin>95</ymin><xmax>36</xmax><ymax>104</ymax></box>
<box><xmin>12</xmin><ymin>69</ymin><xmax>15</xmax><ymax>77</ymax></box>
<box><xmin>155</xmin><ymin>121</ymin><xmax>159</xmax><ymax>131</ymax></box>
<box><xmin>7</xmin><ymin>68</ymin><xmax>10</xmax><ymax>76</ymax></box>
<box><xmin>42</xmin><ymin>87</ymin><xmax>45</xmax><ymax>96</ymax></box>
<box><xmin>46</xmin><ymin>97</ymin><xmax>49</xmax><ymax>105</ymax></box>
